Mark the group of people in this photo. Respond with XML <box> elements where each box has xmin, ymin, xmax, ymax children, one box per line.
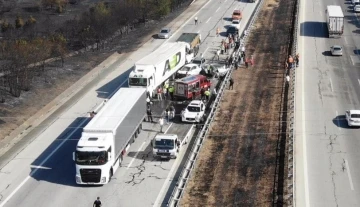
<box><xmin>156</xmin><ymin>83</ymin><xmax>175</xmax><ymax>101</ymax></box>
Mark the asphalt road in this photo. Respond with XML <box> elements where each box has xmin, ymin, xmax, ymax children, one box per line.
<box><xmin>296</xmin><ymin>0</ymin><xmax>360</xmax><ymax>206</ymax></box>
<box><xmin>0</xmin><ymin>0</ymin><xmax>258</xmax><ymax>207</ymax></box>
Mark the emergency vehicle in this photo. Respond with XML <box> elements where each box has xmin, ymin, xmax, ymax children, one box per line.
<box><xmin>174</xmin><ymin>75</ymin><xmax>211</xmax><ymax>100</ymax></box>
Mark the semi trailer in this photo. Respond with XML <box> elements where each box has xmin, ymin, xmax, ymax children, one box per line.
<box><xmin>128</xmin><ymin>42</ymin><xmax>192</xmax><ymax>97</ymax></box>
<box><xmin>326</xmin><ymin>5</ymin><xmax>344</xmax><ymax>38</ymax></box>
<box><xmin>73</xmin><ymin>88</ymin><xmax>146</xmax><ymax>185</ymax></box>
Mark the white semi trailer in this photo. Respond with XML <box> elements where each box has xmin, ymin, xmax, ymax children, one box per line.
<box><xmin>326</xmin><ymin>5</ymin><xmax>344</xmax><ymax>38</ymax></box>
<box><xmin>128</xmin><ymin>42</ymin><xmax>192</xmax><ymax>97</ymax></box>
<box><xmin>73</xmin><ymin>88</ymin><xmax>146</xmax><ymax>185</ymax></box>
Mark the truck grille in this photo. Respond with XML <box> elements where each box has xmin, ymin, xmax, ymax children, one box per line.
<box><xmin>80</xmin><ymin>169</ymin><xmax>101</xmax><ymax>183</ymax></box>
<box><xmin>157</xmin><ymin>152</ymin><xmax>171</xmax><ymax>157</ymax></box>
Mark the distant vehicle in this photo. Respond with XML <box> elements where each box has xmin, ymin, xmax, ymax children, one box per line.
<box><xmin>227</xmin><ymin>26</ymin><xmax>239</xmax><ymax>36</ymax></box>
<box><xmin>231</xmin><ymin>19</ymin><xmax>241</xmax><ymax>30</ymax></box>
<box><xmin>177</xmin><ymin>33</ymin><xmax>201</xmax><ymax>60</ymax></box>
<box><xmin>232</xmin><ymin>10</ymin><xmax>242</xmax><ymax>20</ymax></box>
<box><xmin>325</xmin><ymin>5</ymin><xmax>344</xmax><ymax>38</ymax></box>
<box><xmin>158</xmin><ymin>28</ymin><xmax>171</xmax><ymax>39</ymax></box>
<box><xmin>354</xmin><ymin>3</ymin><xmax>360</xmax><ymax>12</ymax></box>
<box><xmin>345</xmin><ymin>110</ymin><xmax>360</xmax><ymax>127</ymax></box>
<box><xmin>73</xmin><ymin>88</ymin><xmax>146</xmax><ymax>185</ymax></box>
<box><xmin>177</xmin><ymin>64</ymin><xmax>202</xmax><ymax>78</ymax></box>
<box><xmin>152</xmin><ymin>134</ymin><xmax>188</xmax><ymax>159</ymax></box>
<box><xmin>128</xmin><ymin>42</ymin><xmax>191</xmax><ymax>97</ymax></box>
<box><xmin>330</xmin><ymin>45</ymin><xmax>343</xmax><ymax>56</ymax></box>
<box><xmin>200</xmin><ymin>63</ymin><xmax>229</xmax><ymax>78</ymax></box>
<box><xmin>191</xmin><ymin>57</ymin><xmax>206</xmax><ymax>67</ymax></box>
<box><xmin>174</xmin><ymin>75</ymin><xmax>211</xmax><ymax>100</ymax></box>
<box><xmin>351</xmin><ymin>0</ymin><xmax>359</xmax><ymax>5</ymax></box>
<box><xmin>181</xmin><ymin>100</ymin><xmax>206</xmax><ymax>123</ymax></box>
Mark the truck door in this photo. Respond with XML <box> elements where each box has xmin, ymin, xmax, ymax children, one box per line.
<box><xmin>176</xmin><ymin>83</ymin><xmax>186</xmax><ymax>96</ymax></box>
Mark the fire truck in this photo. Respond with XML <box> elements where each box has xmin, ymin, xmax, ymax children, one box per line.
<box><xmin>174</xmin><ymin>75</ymin><xmax>211</xmax><ymax>100</ymax></box>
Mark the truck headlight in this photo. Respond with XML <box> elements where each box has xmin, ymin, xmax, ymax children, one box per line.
<box><xmin>101</xmin><ymin>177</ymin><xmax>107</xmax><ymax>183</ymax></box>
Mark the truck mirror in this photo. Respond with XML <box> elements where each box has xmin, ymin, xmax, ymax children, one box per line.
<box><xmin>72</xmin><ymin>152</ymin><xmax>75</xmax><ymax>161</ymax></box>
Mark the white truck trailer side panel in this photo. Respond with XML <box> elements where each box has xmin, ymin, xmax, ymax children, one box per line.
<box><xmin>326</xmin><ymin>5</ymin><xmax>344</xmax><ymax>37</ymax></box>
<box><xmin>135</xmin><ymin>42</ymin><xmax>187</xmax><ymax>87</ymax></box>
<box><xmin>83</xmin><ymin>88</ymin><xmax>146</xmax><ymax>159</ymax></box>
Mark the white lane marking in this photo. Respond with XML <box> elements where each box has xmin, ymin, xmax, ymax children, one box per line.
<box><xmin>344</xmin><ymin>37</ymin><xmax>348</xmax><ymax>44</ymax></box>
<box><xmin>164</xmin><ymin>123</ymin><xmax>173</xmax><ymax>134</ymax></box>
<box><xmin>153</xmin><ymin>125</ymin><xmax>194</xmax><ymax>207</ymax></box>
<box><xmin>335</xmin><ymin>111</ymin><xmax>342</xmax><ymax>131</ymax></box>
<box><xmin>164</xmin><ymin>0</ymin><xmax>213</xmax><ymax>44</ymax></box>
<box><xmin>358</xmin><ymin>79</ymin><xmax>360</xmax><ymax>86</ymax></box>
<box><xmin>206</xmin><ymin>17</ymin><xmax>212</xmax><ymax>23</ymax></box>
<box><xmin>0</xmin><ymin>117</ymin><xmax>88</xmax><ymax>207</ymax></box>
<box><xmin>329</xmin><ymin>78</ymin><xmax>333</xmax><ymax>92</ymax></box>
<box><xmin>345</xmin><ymin>159</ymin><xmax>355</xmax><ymax>190</ymax></box>
<box><xmin>197</xmin><ymin>30</ymin><xmax>201</xmax><ymax>33</ymax></box>
<box><xmin>0</xmin><ymin>63</ymin><xmax>129</xmax><ymax>206</ymax></box>
<box><xmin>216</xmin><ymin>7</ymin><xmax>220</xmax><ymax>12</ymax></box>
<box><xmin>127</xmin><ymin>141</ymin><xmax>147</xmax><ymax>169</ymax></box>
<box><xmin>301</xmin><ymin>0</ymin><xmax>310</xmax><ymax>206</ymax></box>
<box><xmin>203</xmin><ymin>47</ymin><xmax>210</xmax><ymax>56</ymax></box>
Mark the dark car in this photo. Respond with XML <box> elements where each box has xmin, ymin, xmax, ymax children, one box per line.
<box><xmin>227</xmin><ymin>26</ymin><xmax>239</xmax><ymax>36</ymax></box>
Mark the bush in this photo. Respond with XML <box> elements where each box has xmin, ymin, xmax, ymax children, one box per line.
<box><xmin>15</xmin><ymin>15</ymin><xmax>24</xmax><ymax>28</ymax></box>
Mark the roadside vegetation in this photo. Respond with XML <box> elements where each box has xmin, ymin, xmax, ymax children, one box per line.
<box><xmin>0</xmin><ymin>0</ymin><xmax>190</xmax><ymax>101</ymax></box>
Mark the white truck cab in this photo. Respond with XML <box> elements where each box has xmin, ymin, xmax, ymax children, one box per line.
<box><xmin>345</xmin><ymin>110</ymin><xmax>360</xmax><ymax>127</ymax></box>
<box><xmin>152</xmin><ymin>134</ymin><xmax>182</xmax><ymax>159</ymax></box>
<box><xmin>181</xmin><ymin>100</ymin><xmax>205</xmax><ymax>123</ymax></box>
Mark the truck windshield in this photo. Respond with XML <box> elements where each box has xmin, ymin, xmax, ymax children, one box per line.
<box><xmin>75</xmin><ymin>151</ymin><xmax>107</xmax><ymax>165</ymax></box>
<box><xmin>129</xmin><ymin>78</ymin><xmax>148</xmax><ymax>87</ymax></box>
<box><xmin>351</xmin><ymin>114</ymin><xmax>360</xmax><ymax>118</ymax></box>
<box><xmin>187</xmin><ymin>106</ymin><xmax>200</xmax><ymax>112</ymax></box>
<box><xmin>154</xmin><ymin>139</ymin><xmax>175</xmax><ymax>150</ymax></box>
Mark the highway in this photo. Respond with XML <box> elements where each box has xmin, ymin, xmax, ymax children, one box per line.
<box><xmin>296</xmin><ymin>0</ymin><xmax>360</xmax><ymax>206</ymax></box>
<box><xmin>0</xmin><ymin>0</ymin><xmax>258</xmax><ymax>207</ymax></box>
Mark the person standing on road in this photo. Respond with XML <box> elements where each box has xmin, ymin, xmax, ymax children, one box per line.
<box><xmin>162</xmin><ymin>86</ymin><xmax>167</xmax><ymax>100</ymax></box>
<box><xmin>159</xmin><ymin>117</ymin><xmax>164</xmax><ymax>133</ymax></box>
<box><xmin>93</xmin><ymin>197</ymin><xmax>102</xmax><ymax>207</ymax></box>
<box><xmin>157</xmin><ymin>87</ymin><xmax>162</xmax><ymax>101</ymax></box>
<box><xmin>229</xmin><ymin>78</ymin><xmax>234</xmax><ymax>90</ymax></box>
<box><xmin>168</xmin><ymin>85</ymin><xmax>175</xmax><ymax>100</ymax></box>
<box><xmin>146</xmin><ymin>97</ymin><xmax>152</xmax><ymax>108</ymax></box>
<box><xmin>147</xmin><ymin>107</ymin><xmax>153</xmax><ymax>122</ymax></box>
<box><xmin>170</xmin><ymin>104</ymin><xmax>176</xmax><ymax>120</ymax></box>
<box><xmin>216</xmin><ymin>49</ymin><xmax>220</xmax><ymax>60</ymax></box>
<box><xmin>216</xmin><ymin>28</ymin><xmax>220</xmax><ymax>37</ymax></box>
<box><xmin>286</xmin><ymin>75</ymin><xmax>290</xmax><ymax>84</ymax></box>
<box><xmin>295</xmin><ymin>53</ymin><xmax>300</xmax><ymax>67</ymax></box>
<box><xmin>195</xmin><ymin>17</ymin><xmax>198</xmax><ymax>25</ymax></box>
<box><xmin>204</xmin><ymin>89</ymin><xmax>211</xmax><ymax>101</ymax></box>
<box><xmin>288</xmin><ymin>55</ymin><xmax>294</xmax><ymax>69</ymax></box>
<box><xmin>200</xmin><ymin>87</ymin><xmax>205</xmax><ymax>100</ymax></box>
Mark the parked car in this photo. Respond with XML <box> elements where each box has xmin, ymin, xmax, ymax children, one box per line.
<box><xmin>330</xmin><ymin>45</ymin><xmax>343</xmax><ymax>56</ymax></box>
<box><xmin>158</xmin><ymin>28</ymin><xmax>171</xmax><ymax>39</ymax></box>
<box><xmin>227</xmin><ymin>26</ymin><xmax>239</xmax><ymax>36</ymax></box>
<box><xmin>181</xmin><ymin>100</ymin><xmax>206</xmax><ymax>123</ymax></box>
<box><xmin>191</xmin><ymin>57</ymin><xmax>206</xmax><ymax>67</ymax></box>
<box><xmin>345</xmin><ymin>110</ymin><xmax>360</xmax><ymax>127</ymax></box>
<box><xmin>176</xmin><ymin>64</ymin><xmax>202</xmax><ymax>78</ymax></box>
<box><xmin>354</xmin><ymin>3</ymin><xmax>360</xmax><ymax>12</ymax></box>
<box><xmin>351</xmin><ymin>0</ymin><xmax>359</xmax><ymax>5</ymax></box>
<box><xmin>232</xmin><ymin>10</ymin><xmax>242</xmax><ymax>20</ymax></box>
<box><xmin>200</xmin><ymin>63</ymin><xmax>230</xmax><ymax>78</ymax></box>
<box><xmin>231</xmin><ymin>19</ymin><xmax>241</xmax><ymax>30</ymax></box>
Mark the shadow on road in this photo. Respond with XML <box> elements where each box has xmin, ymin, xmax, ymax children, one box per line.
<box><xmin>300</xmin><ymin>22</ymin><xmax>328</xmax><ymax>38</ymax></box>
<box><xmin>96</xmin><ymin>67</ymin><xmax>132</xmax><ymax>98</ymax></box>
<box><xmin>322</xmin><ymin>51</ymin><xmax>333</xmax><ymax>56</ymax></box>
<box><xmin>30</xmin><ymin>117</ymin><xmax>91</xmax><ymax>187</ymax></box>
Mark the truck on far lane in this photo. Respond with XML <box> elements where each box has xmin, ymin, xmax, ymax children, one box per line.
<box><xmin>326</xmin><ymin>5</ymin><xmax>344</xmax><ymax>38</ymax></box>
<box><xmin>176</xmin><ymin>32</ymin><xmax>201</xmax><ymax>57</ymax></box>
<box><xmin>73</xmin><ymin>88</ymin><xmax>146</xmax><ymax>185</ymax></box>
<box><xmin>128</xmin><ymin>42</ymin><xmax>192</xmax><ymax>97</ymax></box>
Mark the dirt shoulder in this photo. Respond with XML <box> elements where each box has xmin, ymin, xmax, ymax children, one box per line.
<box><xmin>0</xmin><ymin>0</ymin><xmax>205</xmax><ymax>141</ymax></box>
<box><xmin>181</xmin><ymin>0</ymin><xmax>295</xmax><ymax>206</ymax></box>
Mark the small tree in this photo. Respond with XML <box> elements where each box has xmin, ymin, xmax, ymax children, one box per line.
<box><xmin>26</xmin><ymin>16</ymin><xmax>37</xmax><ymax>25</ymax></box>
<box><xmin>1</xmin><ymin>20</ymin><xmax>10</xmax><ymax>32</ymax></box>
<box><xmin>15</xmin><ymin>15</ymin><xmax>24</xmax><ymax>28</ymax></box>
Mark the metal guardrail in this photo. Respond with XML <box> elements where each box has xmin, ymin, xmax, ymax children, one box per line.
<box><xmin>166</xmin><ymin>1</ymin><xmax>265</xmax><ymax>206</ymax></box>
<box><xmin>287</xmin><ymin>0</ymin><xmax>300</xmax><ymax>206</ymax></box>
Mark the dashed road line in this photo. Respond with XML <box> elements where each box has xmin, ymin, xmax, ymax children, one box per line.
<box><xmin>206</xmin><ymin>17</ymin><xmax>212</xmax><ymax>23</ymax></box>
<box><xmin>345</xmin><ymin>159</ymin><xmax>355</xmax><ymax>190</ymax></box>
<box><xmin>329</xmin><ymin>77</ymin><xmax>333</xmax><ymax>92</ymax></box>
<box><xmin>216</xmin><ymin>7</ymin><xmax>221</xmax><ymax>12</ymax></box>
